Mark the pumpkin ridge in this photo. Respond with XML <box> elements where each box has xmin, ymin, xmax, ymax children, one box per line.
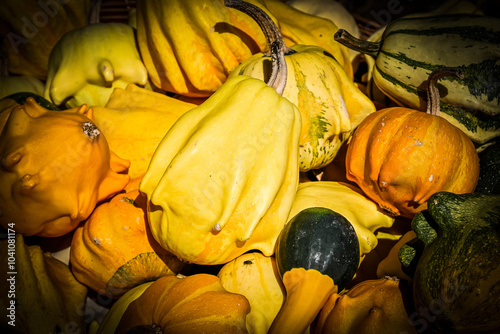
<box><xmin>155</xmin><ymin>276</ymin><xmax>222</xmax><ymax>324</ymax></box>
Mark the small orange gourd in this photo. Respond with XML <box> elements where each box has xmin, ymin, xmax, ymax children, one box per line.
<box><xmin>70</xmin><ymin>185</ymin><xmax>187</xmax><ymax>298</ymax></box>
<box><xmin>345</xmin><ymin>68</ymin><xmax>479</xmax><ymax>218</ymax></box>
<box><xmin>0</xmin><ymin>97</ymin><xmax>130</xmax><ymax>237</ymax></box>
<box><xmin>315</xmin><ymin>276</ymin><xmax>417</xmax><ymax>334</ymax></box>
<box><xmin>115</xmin><ymin>274</ymin><xmax>251</xmax><ymax>333</ymax></box>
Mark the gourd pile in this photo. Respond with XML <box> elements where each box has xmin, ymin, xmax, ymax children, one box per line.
<box><xmin>0</xmin><ymin>0</ymin><xmax>499</xmax><ymax>333</ymax></box>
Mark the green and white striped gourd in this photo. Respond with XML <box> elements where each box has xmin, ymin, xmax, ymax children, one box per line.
<box><xmin>336</xmin><ymin>14</ymin><xmax>500</xmax><ymax>144</ymax></box>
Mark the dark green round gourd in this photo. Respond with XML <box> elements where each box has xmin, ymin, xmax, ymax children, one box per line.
<box><xmin>403</xmin><ymin>191</ymin><xmax>500</xmax><ymax>333</ymax></box>
<box><xmin>275</xmin><ymin>207</ymin><xmax>359</xmax><ymax>292</ymax></box>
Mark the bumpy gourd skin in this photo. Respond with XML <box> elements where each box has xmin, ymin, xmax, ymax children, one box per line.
<box><xmin>140</xmin><ymin>75</ymin><xmax>301</xmax><ymax>265</ymax></box>
<box><xmin>0</xmin><ymin>98</ymin><xmax>130</xmax><ymax>237</ymax></box>
<box><xmin>345</xmin><ymin>107</ymin><xmax>479</xmax><ymax>218</ymax></box>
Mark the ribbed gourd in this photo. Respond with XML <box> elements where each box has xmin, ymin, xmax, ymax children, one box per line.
<box><xmin>335</xmin><ymin>13</ymin><xmax>500</xmax><ymax>143</ymax></box>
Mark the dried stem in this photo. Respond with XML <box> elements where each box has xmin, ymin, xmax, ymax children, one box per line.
<box><xmin>334</xmin><ymin>29</ymin><xmax>382</xmax><ymax>58</ymax></box>
<box><xmin>224</xmin><ymin>0</ymin><xmax>292</xmax><ymax>95</ymax></box>
<box><xmin>426</xmin><ymin>67</ymin><xmax>464</xmax><ymax>116</ymax></box>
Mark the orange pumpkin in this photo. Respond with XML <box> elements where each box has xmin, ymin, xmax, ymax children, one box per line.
<box><xmin>0</xmin><ymin>97</ymin><xmax>130</xmax><ymax>237</ymax></box>
<box><xmin>115</xmin><ymin>274</ymin><xmax>251</xmax><ymax>333</ymax></box>
<box><xmin>345</xmin><ymin>68</ymin><xmax>479</xmax><ymax>218</ymax></box>
<box><xmin>70</xmin><ymin>185</ymin><xmax>187</xmax><ymax>298</ymax></box>
<box><xmin>315</xmin><ymin>276</ymin><xmax>417</xmax><ymax>334</ymax></box>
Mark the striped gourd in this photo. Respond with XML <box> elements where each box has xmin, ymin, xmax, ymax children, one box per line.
<box><xmin>336</xmin><ymin>14</ymin><xmax>500</xmax><ymax>144</ymax></box>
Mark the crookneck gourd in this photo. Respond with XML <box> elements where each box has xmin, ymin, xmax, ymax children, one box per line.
<box><xmin>0</xmin><ymin>97</ymin><xmax>130</xmax><ymax>237</ymax></box>
<box><xmin>139</xmin><ymin>0</ymin><xmax>301</xmax><ymax>265</ymax></box>
<box><xmin>335</xmin><ymin>13</ymin><xmax>500</xmax><ymax>143</ymax></box>
<box><xmin>70</xmin><ymin>186</ymin><xmax>187</xmax><ymax>298</ymax></box>
<box><xmin>345</xmin><ymin>67</ymin><xmax>480</xmax><ymax>218</ymax></box>
<box><xmin>0</xmin><ymin>234</ymin><xmax>88</xmax><ymax>334</ymax></box>
<box><xmin>115</xmin><ymin>274</ymin><xmax>251</xmax><ymax>334</ymax></box>
<box><xmin>44</xmin><ymin>22</ymin><xmax>149</xmax><ymax>108</ymax></box>
<box><xmin>135</xmin><ymin>0</ymin><xmax>273</xmax><ymax>97</ymax></box>
<box><xmin>230</xmin><ymin>1</ymin><xmax>375</xmax><ymax>171</ymax></box>
<box><xmin>399</xmin><ymin>191</ymin><xmax>500</xmax><ymax>333</ymax></box>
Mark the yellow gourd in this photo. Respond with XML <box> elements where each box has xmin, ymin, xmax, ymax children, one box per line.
<box><xmin>140</xmin><ymin>0</ymin><xmax>301</xmax><ymax>265</ymax></box>
<box><xmin>44</xmin><ymin>23</ymin><xmax>149</xmax><ymax>108</ymax></box>
<box><xmin>115</xmin><ymin>274</ymin><xmax>251</xmax><ymax>333</ymax></box>
<box><xmin>218</xmin><ymin>252</ymin><xmax>285</xmax><ymax>333</ymax></box>
<box><xmin>135</xmin><ymin>0</ymin><xmax>272</xmax><ymax>97</ymax></box>
<box><xmin>0</xmin><ymin>97</ymin><xmax>130</xmax><ymax>237</ymax></box>
<box><xmin>0</xmin><ymin>234</ymin><xmax>88</xmax><ymax>334</ymax></box>
<box><xmin>261</xmin><ymin>0</ymin><xmax>353</xmax><ymax>78</ymax></box>
<box><xmin>288</xmin><ymin>181</ymin><xmax>395</xmax><ymax>262</ymax></box>
<box><xmin>91</xmin><ymin>84</ymin><xmax>197</xmax><ymax>178</ymax></box>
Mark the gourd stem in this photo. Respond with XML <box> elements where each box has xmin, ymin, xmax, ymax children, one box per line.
<box><xmin>426</xmin><ymin>67</ymin><xmax>464</xmax><ymax>116</ymax></box>
<box><xmin>224</xmin><ymin>0</ymin><xmax>291</xmax><ymax>95</ymax></box>
<box><xmin>87</xmin><ymin>0</ymin><xmax>102</xmax><ymax>25</ymax></box>
<box><xmin>334</xmin><ymin>29</ymin><xmax>381</xmax><ymax>58</ymax></box>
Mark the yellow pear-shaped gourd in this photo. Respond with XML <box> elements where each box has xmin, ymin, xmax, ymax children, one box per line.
<box><xmin>0</xmin><ymin>98</ymin><xmax>130</xmax><ymax>237</ymax></box>
<box><xmin>140</xmin><ymin>0</ymin><xmax>301</xmax><ymax>265</ymax></box>
<box><xmin>44</xmin><ymin>23</ymin><xmax>149</xmax><ymax>108</ymax></box>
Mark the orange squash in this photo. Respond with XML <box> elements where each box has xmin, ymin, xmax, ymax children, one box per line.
<box><xmin>0</xmin><ymin>97</ymin><xmax>130</xmax><ymax>237</ymax></box>
<box><xmin>135</xmin><ymin>0</ymin><xmax>271</xmax><ymax>97</ymax></box>
<box><xmin>345</xmin><ymin>68</ymin><xmax>479</xmax><ymax>218</ymax></box>
<box><xmin>115</xmin><ymin>274</ymin><xmax>251</xmax><ymax>333</ymax></box>
<box><xmin>70</xmin><ymin>185</ymin><xmax>187</xmax><ymax>298</ymax></box>
<box><xmin>315</xmin><ymin>276</ymin><xmax>417</xmax><ymax>334</ymax></box>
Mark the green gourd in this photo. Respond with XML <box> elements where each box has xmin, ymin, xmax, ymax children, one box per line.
<box><xmin>399</xmin><ymin>191</ymin><xmax>500</xmax><ymax>333</ymax></box>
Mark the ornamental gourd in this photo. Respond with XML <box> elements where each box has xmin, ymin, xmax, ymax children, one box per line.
<box><xmin>229</xmin><ymin>22</ymin><xmax>375</xmax><ymax>171</ymax></box>
<box><xmin>115</xmin><ymin>274</ymin><xmax>251</xmax><ymax>333</ymax></box>
<box><xmin>400</xmin><ymin>191</ymin><xmax>500</xmax><ymax>333</ymax></box>
<box><xmin>0</xmin><ymin>97</ymin><xmax>130</xmax><ymax>237</ymax></box>
<box><xmin>70</xmin><ymin>186</ymin><xmax>187</xmax><ymax>298</ymax></box>
<box><xmin>287</xmin><ymin>181</ymin><xmax>395</xmax><ymax>263</ymax></box>
<box><xmin>139</xmin><ymin>0</ymin><xmax>301</xmax><ymax>265</ymax></box>
<box><xmin>271</xmin><ymin>207</ymin><xmax>360</xmax><ymax>334</ymax></box>
<box><xmin>44</xmin><ymin>22</ymin><xmax>149</xmax><ymax>108</ymax></box>
<box><xmin>91</xmin><ymin>84</ymin><xmax>197</xmax><ymax>178</ymax></box>
<box><xmin>91</xmin><ymin>281</ymin><xmax>154</xmax><ymax>334</ymax></box>
<box><xmin>260</xmin><ymin>0</ymin><xmax>353</xmax><ymax>78</ymax></box>
<box><xmin>345</xmin><ymin>68</ymin><xmax>479</xmax><ymax>218</ymax></box>
<box><xmin>135</xmin><ymin>0</ymin><xmax>272</xmax><ymax>97</ymax></box>
<box><xmin>218</xmin><ymin>252</ymin><xmax>285</xmax><ymax>333</ymax></box>
<box><xmin>0</xmin><ymin>234</ymin><xmax>88</xmax><ymax>334</ymax></box>
<box><xmin>315</xmin><ymin>276</ymin><xmax>417</xmax><ymax>334</ymax></box>
<box><xmin>335</xmin><ymin>14</ymin><xmax>500</xmax><ymax>143</ymax></box>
